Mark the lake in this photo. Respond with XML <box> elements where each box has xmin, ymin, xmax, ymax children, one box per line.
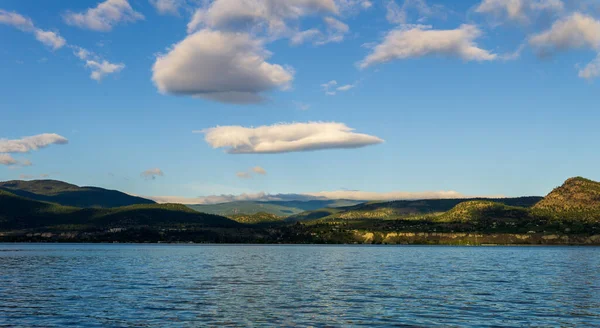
<box><xmin>0</xmin><ymin>244</ymin><xmax>598</xmax><ymax>327</ymax></box>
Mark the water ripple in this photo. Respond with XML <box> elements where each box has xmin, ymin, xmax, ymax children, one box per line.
<box><xmin>0</xmin><ymin>244</ymin><xmax>599</xmax><ymax>327</ymax></box>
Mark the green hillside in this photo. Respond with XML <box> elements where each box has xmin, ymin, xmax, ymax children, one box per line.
<box><xmin>229</xmin><ymin>212</ymin><xmax>285</xmax><ymax>224</ymax></box>
<box><xmin>286</xmin><ymin>207</ymin><xmax>343</xmax><ymax>222</ymax></box>
<box><xmin>0</xmin><ymin>189</ymin><xmax>80</xmax><ymax>230</ymax></box>
<box><xmin>291</xmin><ymin>197</ymin><xmax>543</xmax><ymax>222</ymax></box>
<box><xmin>533</xmin><ymin>177</ymin><xmax>600</xmax><ymax>222</ymax></box>
<box><xmin>0</xmin><ymin>180</ymin><xmax>155</xmax><ymax>208</ymax></box>
<box><xmin>0</xmin><ymin>189</ymin><xmax>238</xmax><ymax>231</ymax></box>
<box><xmin>188</xmin><ymin>199</ymin><xmax>363</xmax><ymax>217</ymax></box>
<box><xmin>434</xmin><ymin>200</ymin><xmax>539</xmax><ymax>229</ymax></box>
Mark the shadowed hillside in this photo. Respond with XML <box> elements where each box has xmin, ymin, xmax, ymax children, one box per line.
<box><xmin>0</xmin><ymin>189</ymin><xmax>238</xmax><ymax>230</ymax></box>
<box><xmin>0</xmin><ymin>180</ymin><xmax>155</xmax><ymax>208</ymax></box>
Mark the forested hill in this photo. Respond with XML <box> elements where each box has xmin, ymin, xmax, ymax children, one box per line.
<box><xmin>0</xmin><ymin>189</ymin><xmax>238</xmax><ymax>231</ymax></box>
<box><xmin>0</xmin><ymin>179</ymin><xmax>155</xmax><ymax>208</ymax></box>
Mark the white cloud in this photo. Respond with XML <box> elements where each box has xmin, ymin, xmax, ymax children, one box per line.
<box><xmin>529</xmin><ymin>13</ymin><xmax>600</xmax><ymax>55</ymax></box>
<box><xmin>252</xmin><ymin>166</ymin><xmax>267</xmax><ymax>175</ymax></box>
<box><xmin>236</xmin><ymin>171</ymin><xmax>252</xmax><ymax>179</ymax></box>
<box><xmin>236</xmin><ymin>166</ymin><xmax>267</xmax><ymax>178</ymax></box>
<box><xmin>150</xmin><ymin>0</ymin><xmax>186</xmax><ymax>15</ymax></box>
<box><xmin>19</xmin><ymin>173</ymin><xmax>52</xmax><ymax>179</ymax></box>
<box><xmin>386</xmin><ymin>0</ymin><xmax>445</xmax><ymax>25</ymax></box>
<box><xmin>359</xmin><ymin>24</ymin><xmax>497</xmax><ymax>68</ymax></box>
<box><xmin>579</xmin><ymin>54</ymin><xmax>600</xmax><ymax>80</ymax></box>
<box><xmin>315</xmin><ymin>16</ymin><xmax>350</xmax><ymax>45</ymax></box>
<box><xmin>290</xmin><ymin>29</ymin><xmax>323</xmax><ymax>45</ymax></box>
<box><xmin>73</xmin><ymin>46</ymin><xmax>91</xmax><ymax>60</ymax></box>
<box><xmin>475</xmin><ymin>0</ymin><xmax>564</xmax><ymax>24</ymax></box>
<box><xmin>198</xmin><ymin>122</ymin><xmax>384</xmax><ymax>154</ymax></box>
<box><xmin>72</xmin><ymin>46</ymin><xmax>126</xmax><ymax>81</ymax></box>
<box><xmin>0</xmin><ymin>9</ymin><xmax>34</xmax><ymax>30</ymax></box>
<box><xmin>86</xmin><ymin>60</ymin><xmax>125</xmax><ymax>81</ymax></box>
<box><xmin>324</xmin><ymin>16</ymin><xmax>348</xmax><ymax>33</ymax></box>
<box><xmin>322</xmin><ymin>80</ymin><xmax>356</xmax><ymax>95</ymax></box>
<box><xmin>141</xmin><ymin>168</ymin><xmax>164</xmax><ymax>180</ymax></box>
<box><xmin>0</xmin><ymin>155</ymin><xmax>32</xmax><ymax>167</ymax></box>
<box><xmin>386</xmin><ymin>0</ymin><xmax>406</xmax><ymax>24</ymax></box>
<box><xmin>293</xmin><ymin>101</ymin><xmax>311</xmax><ymax>110</ymax></box>
<box><xmin>64</xmin><ymin>0</ymin><xmax>144</xmax><ymax>32</ymax></box>
<box><xmin>0</xmin><ymin>10</ymin><xmax>66</xmax><ymax>50</ymax></box>
<box><xmin>20</xmin><ymin>159</ymin><xmax>33</xmax><ymax>167</ymax></box>
<box><xmin>321</xmin><ymin>80</ymin><xmax>338</xmax><ymax>95</ymax></box>
<box><xmin>289</xmin><ymin>16</ymin><xmax>349</xmax><ymax>46</ymax></box>
<box><xmin>187</xmin><ymin>0</ymin><xmax>338</xmax><ymax>36</ymax></box>
<box><xmin>152</xmin><ymin>29</ymin><xmax>294</xmax><ymax>104</ymax></box>
<box><xmin>0</xmin><ymin>133</ymin><xmax>68</xmax><ymax>153</ymax></box>
<box><xmin>529</xmin><ymin>13</ymin><xmax>600</xmax><ymax>79</ymax></box>
<box><xmin>1</xmin><ymin>10</ymin><xmax>125</xmax><ymax>80</ymax></box>
<box><xmin>0</xmin><ymin>154</ymin><xmax>17</xmax><ymax>166</ymax></box>
<box><xmin>336</xmin><ymin>0</ymin><xmax>373</xmax><ymax>13</ymax></box>
<box><xmin>33</xmin><ymin>30</ymin><xmax>67</xmax><ymax>50</ymax></box>
<box><xmin>337</xmin><ymin>83</ymin><xmax>356</xmax><ymax>91</ymax></box>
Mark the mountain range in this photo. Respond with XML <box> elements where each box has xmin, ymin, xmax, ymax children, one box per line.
<box><xmin>1</xmin><ymin>177</ymin><xmax>599</xmax><ymax>244</ymax></box>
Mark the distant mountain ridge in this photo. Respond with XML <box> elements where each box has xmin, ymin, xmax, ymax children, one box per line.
<box><xmin>0</xmin><ymin>180</ymin><xmax>155</xmax><ymax>208</ymax></box>
<box><xmin>187</xmin><ymin>199</ymin><xmax>363</xmax><ymax>217</ymax></box>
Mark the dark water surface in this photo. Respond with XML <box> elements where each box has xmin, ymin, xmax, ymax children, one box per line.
<box><xmin>0</xmin><ymin>244</ymin><xmax>598</xmax><ymax>327</ymax></box>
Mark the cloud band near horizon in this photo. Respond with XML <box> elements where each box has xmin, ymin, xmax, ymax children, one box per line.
<box><xmin>143</xmin><ymin>190</ymin><xmax>505</xmax><ymax>205</ymax></box>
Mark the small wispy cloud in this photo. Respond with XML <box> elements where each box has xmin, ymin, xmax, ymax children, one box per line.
<box><xmin>252</xmin><ymin>166</ymin><xmax>267</xmax><ymax>175</ymax></box>
<box><xmin>236</xmin><ymin>171</ymin><xmax>252</xmax><ymax>179</ymax></box>
<box><xmin>150</xmin><ymin>0</ymin><xmax>186</xmax><ymax>16</ymax></box>
<box><xmin>141</xmin><ymin>168</ymin><xmax>164</xmax><ymax>180</ymax></box>
<box><xmin>321</xmin><ymin>80</ymin><xmax>338</xmax><ymax>95</ymax></box>
<box><xmin>19</xmin><ymin>173</ymin><xmax>51</xmax><ymax>180</ymax></box>
<box><xmin>321</xmin><ymin>80</ymin><xmax>357</xmax><ymax>95</ymax></box>
<box><xmin>0</xmin><ymin>9</ymin><xmax>66</xmax><ymax>50</ymax></box>
<box><xmin>293</xmin><ymin>101</ymin><xmax>311</xmax><ymax>111</ymax></box>
<box><xmin>0</xmin><ymin>154</ymin><xmax>17</xmax><ymax>166</ymax></box>
<box><xmin>359</xmin><ymin>24</ymin><xmax>497</xmax><ymax>69</ymax></box>
<box><xmin>236</xmin><ymin>166</ymin><xmax>267</xmax><ymax>179</ymax></box>
<box><xmin>71</xmin><ymin>46</ymin><xmax>125</xmax><ymax>81</ymax></box>
<box><xmin>0</xmin><ymin>134</ymin><xmax>68</xmax><ymax>157</ymax></box>
<box><xmin>144</xmin><ymin>190</ymin><xmax>503</xmax><ymax>205</ymax></box>
<box><xmin>63</xmin><ymin>0</ymin><xmax>144</xmax><ymax>32</ymax></box>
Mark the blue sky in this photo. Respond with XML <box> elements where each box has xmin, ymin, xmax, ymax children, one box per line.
<box><xmin>1</xmin><ymin>0</ymin><xmax>599</xmax><ymax>203</ymax></box>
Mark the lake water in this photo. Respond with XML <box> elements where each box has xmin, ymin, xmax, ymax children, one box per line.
<box><xmin>0</xmin><ymin>244</ymin><xmax>599</xmax><ymax>327</ymax></box>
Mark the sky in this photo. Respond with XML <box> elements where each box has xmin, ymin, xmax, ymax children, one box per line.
<box><xmin>1</xmin><ymin>0</ymin><xmax>599</xmax><ymax>204</ymax></box>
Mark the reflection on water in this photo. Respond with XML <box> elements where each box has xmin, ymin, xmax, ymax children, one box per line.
<box><xmin>0</xmin><ymin>244</ymin><xmax>599</xmax><ymax>327</ymax></box>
